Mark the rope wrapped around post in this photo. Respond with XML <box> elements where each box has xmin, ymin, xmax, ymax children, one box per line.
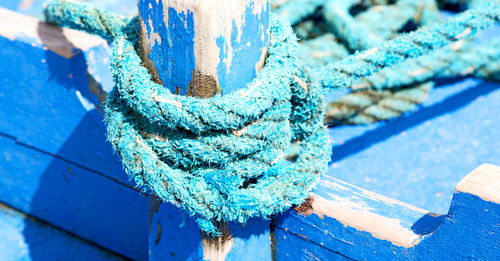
<box><xmin>44</xmin><ymin>0</ymin><xmax>328</xmax><ymax>235</ymax></box>
<box><xmin>43</xmin><ymin>0</ymin><xmax>500</xmax><ymax>235</ymax></box>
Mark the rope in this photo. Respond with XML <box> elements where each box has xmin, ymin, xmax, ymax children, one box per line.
<box><xmin>325</xmin><ymin>82</ymin><xmax>434</xmax><ymax>126</ymax></box>
<box><xmin>283</xmin><ymin>0</ymin><xmax>499</xmax><ymax>125</ymax></box>
<box><xmin>320</xmin><ymin>1</ymin><xmax>500</xmax><ymax>91</ymax></box>
<box><xmin>351</xmin><ymin>38</ymin><xmax>500</xmax><ymax>90</ymax></box>
<box><xmin>325</xmin><ymin>37</ymin><xmax>500</xmax><ymax>125</ymax></box>
<box><xmin>45</xmin><ymin>0</ymin><xmax>329</xmax><ymax>235</ymax></box>
<box><xmin>45</xmin><ymin>0</ymin><xmax>500</xmax><ymax>234</ymax></box>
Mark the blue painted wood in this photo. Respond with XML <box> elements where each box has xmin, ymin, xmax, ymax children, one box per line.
<box><xmin>1</xmin><ymin>3</ymin><xmax>499</xmax><ymax>261</ymax></box>
<box><xmin>149</xmin><ymin>198</ymin><xmax>271</xmax><ymax>261</ymax></box>
<box><xmin>273</xmin><ymin>165</ymin><xmax>500</xmax><ymax>260</ymax></box>
<box><xmin>138</xmin><ymin>0</ymin><xmax>270</xmax><ymax>96</ymax></box>
<box><xmin>0</xmin><ymin>134</ymin><xmax>149</xmax><ymax>260</ymax></box>
<box><xmin>0</xmin><ymin>8</ymin><xmax>132</xmax><ymax>187</ymax></box>
<box><xmin>326</xmin><ymin>78</ymin><xmax>500</xmax><ymax>213</ymax></box>
<box><xmin>0</xmin><ymin>203</ymin><xmax>126</xmax><ymax>261</ymax></box>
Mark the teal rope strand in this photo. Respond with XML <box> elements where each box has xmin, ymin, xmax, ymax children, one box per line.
<box><xmin>44</xmin><ymin>0</ymin><xmax>130</xmax><ymax>41</ymax></box>
<box><xmin>351</xmin><ymin>38</ymin><xmax>500</xmax><ymax>90</ymax></box>
<box><xmin>354</xmin><ymin>0</ymin><xmax>441</xmax><ymax>41</ymax></box>
<box><xmin>325</xmin><ymin>82</ymin><xmax>434</xmax><ymax>126</ymax></box>
<box><xmin>320</xmin><ymin>1</ymin><xmax>500</xmax><ymax>91</ymax></box>
<box><xmin>45</xmin><ymin>0</ymin><xmax>329</xmax><ymax>235</ymax></box>
<box><xmin>323</xmin><ymin>0</ymin><xmax>383</xmax><ymax>51</ymax></box>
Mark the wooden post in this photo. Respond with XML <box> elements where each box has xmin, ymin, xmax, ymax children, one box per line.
<box><xmin>138</xmin><ymin>1</ymin><xmax>272</xmax><ymax>260</ymax></box>
<box><xmin>138</xmin><ymin>0</ymin><xmax>270</xmax><ymax>97</ymax></box>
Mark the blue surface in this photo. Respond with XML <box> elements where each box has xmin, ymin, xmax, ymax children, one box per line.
<box><xmin>0</xmin><ymin>27</ymin><xmax>130</xmax><ymax>187</ymax></box>
<box><xmin>0</xmin><ymin>13</ymin><xmax>149</xmax><ymax>260</ymax></box>
<box><xmin>273</xmin><ymin>173</ymin><xmax>500</xmax><ymax>260</ymax></box>
<box><xmin>325</xmin><ymin>78</ymin><xmax>500</xmax><ymax>213</ymax></box>
<box><xmin>0</xmin><ymin>134</ymin><xmax>149</xmax><ymax>260</ymax></box>
<box><xmin>139</xmin><ymin>0</ymin><xmax>196</xmax><ymax>95</ymax></box>
<box><xmin>149</xmin><ymin>200</ymin><xmax>272</xmax><ymax>261</ymax></box>
<box><xmin>216</xmin><ymin>2</ymin><xmax>270</xmax><ymax>94</ymax></box>
<box><xmin>0</xmin><ymin>203</ymin><xmax>125</xmax><ymax>261</ymax></box>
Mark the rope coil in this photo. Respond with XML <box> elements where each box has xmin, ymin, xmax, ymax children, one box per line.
<box><xmin>44</xmin><ymin>0</ymin><xmax>500</xmax><ymax>234</ymax></box>
<box><xmin>104</xmin><ymin>18</ymin><xmax>329</xmax><ymax>234</ymax></box>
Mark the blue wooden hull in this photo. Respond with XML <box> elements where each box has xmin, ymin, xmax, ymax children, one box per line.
<box><xmin>0</xmin><ymin>2</ymin><xmax>499</xmax><ymax>260</ymax></box>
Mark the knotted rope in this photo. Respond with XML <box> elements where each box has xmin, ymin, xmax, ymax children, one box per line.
<box><xmin>44</xmin><ymin>0</ymin><xmax>499</xmax><ymax>234</ymax></box>
<box><xmin>274</xmin><ymin>0</ymin><xmax>500</xmax><ymax>125</ymax></box>
<box><xmin>45</xmin><ymin>0</ymin><xmax>328</xmax><ymax>235</ymax></box>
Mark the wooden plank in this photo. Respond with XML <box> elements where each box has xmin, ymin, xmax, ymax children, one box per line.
<box><xmin>138</xmin><ymin>0</ymin><xmax>270</xmax><ymax>96</ymax></box>
<box><xmin>0</xmin><ymin>135</ymin><xmax>149</xmax><ymax>260</ymax></box>
<box><xmin>455</xmin><ymin>164</ymin><xmax>500</xmax><ymax>203</ymax></box>
<box><xmin>149</xmin><ymin>197</ymin><xmax>271</xmax><ymax>261</ymax></box>
<box><xmin>0</xmin><ymin>7</ymin><xmax>131</xmax><ymax>187</ymax></box>
<box><xmin>137</xmin><ymin>1</ymin><xmax>273</xmax><ymax>259</ymax></box>
<box><xmin>273</xmin><ymin>165</ymin><xmax>500</xmax><ymax>260</ymax></box>
<box><xmin>0</xmin><ymin>203</ymin><xmax>126</xmax><ymax>261</ymax></box>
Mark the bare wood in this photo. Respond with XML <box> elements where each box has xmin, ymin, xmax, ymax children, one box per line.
<box><xmin>456</xmin><ymin>164</ymin><xmax>500</xmax><ymax>203</ymax></box>
<box><xmin>138</xmin><ymin>0</ymin><xmax>270</xmax><ymax>98</ymax></box>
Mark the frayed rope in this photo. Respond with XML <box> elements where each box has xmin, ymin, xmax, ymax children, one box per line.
<box><xmin>45</xmin><ymin>0</ymin><xmax>329</xmax><ymax>235</ymax></box>
<box><xmin>44</xmin><ymin>0</ymin><xmax>499</xmax><ymax>234</ymax></box>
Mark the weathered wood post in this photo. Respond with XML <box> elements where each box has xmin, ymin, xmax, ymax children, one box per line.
<box><xmin>138</xmin><ymin>0</ymin><xmax>269</xmax><ymax>97</ymax></box>
<box><xmin>138</xmin><ymin>0</ymin><xmax>272</xmax><ymax>260</ymax></box>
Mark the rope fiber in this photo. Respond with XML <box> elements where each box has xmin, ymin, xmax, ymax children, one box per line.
<box><xmin>44</xmin><ymin>0</ymin><xmax>500</xmax><ymax>234</ymax></box>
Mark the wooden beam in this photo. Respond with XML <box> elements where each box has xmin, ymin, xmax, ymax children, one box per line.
<box><xmin>138</xmin><ymin>0</ymin><xmax>270</xmax><ymax>97</ymax></box>
<box><xmin>137</xmin><ymin>1</ymin><xmax>272</xmax><ymax>260</ymax></box>
<box><xmin>273</xmin><ymin>165</ymin><xmax>500</xmax><ymax>260</ymax></box>
<box><xmin>0</xmin><ymin>8</ymin><xmax>149</xmax><ymax>260</ymax></box>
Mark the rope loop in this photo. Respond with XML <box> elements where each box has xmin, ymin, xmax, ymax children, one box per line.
<box><xmin>44</xmin><ymin>0</ymin><xmax>500</xmax><ymax>234</ymax></box>
<box><xmin>45</xmin><ymin>0</ymin><xmax>329</xmax><ymax>234</ymax></box>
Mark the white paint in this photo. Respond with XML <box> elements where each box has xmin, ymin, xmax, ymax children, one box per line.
<box><xmin>75</xmin><ymin>90</ymin><xmax>97</xmax><ymax>111</ymax></box>
<box><xmin>0</xmin><ymin>8</ymin><xmax>107</xmax><ymax>59</ymax></box>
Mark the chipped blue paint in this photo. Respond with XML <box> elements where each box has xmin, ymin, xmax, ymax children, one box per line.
<box><xmin>149</xmin><ymin>199</ymin><xmax>272</xmax><ymax>261</ymax></box>
<box><xmin>216</xmin><ymin>2</ymin><xmax>270</xmax><ymax>94</ymax></box>
<box><xmin>273</xmin><ymin>176</ymin><xmax>500</xmax><ymax>260</ymax></box>
<box><xmin>139</xmin><ymin>0</ymin><xmax>196</xmax><ymax>95</ymax></box>
<box><xmin>315</xmin><ymin>176</ymin><xmax>435</xmax><ymax>234</ymax></box>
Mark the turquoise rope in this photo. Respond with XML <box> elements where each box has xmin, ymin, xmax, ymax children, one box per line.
<box><xmin>44</xmin><ymin>0</ymin><xmax>500</xmax><ymax>234</ymax></box>
<box><xmin>320</xmin><ymin>1</ymin><xmax>500</xmax><ymax>91</ymax></box>
<box><xmin>45</xmin><ymin>0</ymin><xmax>329</xmax><ymax>235</ymax></box>
<box><xmin>352</xmin><ymin>38</ymin><xmax>500</xmax><ymax>90</ymax></box>
<box><xmin>325</xmin><ymin>82</ymin><xmax>434</xmax><ymax>126</ymax></box>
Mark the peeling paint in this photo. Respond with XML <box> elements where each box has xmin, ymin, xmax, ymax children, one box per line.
<box><xmin>456</xmin><ymin>164</ymin><xmax>500</xmax><ymax>203</ymax></box>
<box><xmin>138</xmin><ymin>0</ymin><xmax>270</xmax><ymax>96</ymax></box>
<box><xmin>0</xmin><ymin>8</ymin><xmax>106</xmax><ymax>59</ymax></box>
<box><xmin>201</xmin><ymin>223</ymin><xmax>235</xmax><ymax>261</ymax></box>
<box><xmin>309</xmin><ymin>195</ymin><xmax>422</xmax><ymax>248</ymax></box>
